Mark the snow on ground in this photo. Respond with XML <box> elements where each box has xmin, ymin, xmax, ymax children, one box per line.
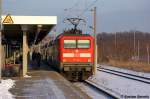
<box><xmin>89</xmin><ymin>65</ymin><xmax>150</xmax><ymax>99</ymax></box>
<box><xmin>99</xmin><ymin>64</ymin><xmax>150</xmax><ymax>78</ymax></box>
<box><xmin>24</xmin><ymin>75</ymin><xmax>32</xmax><ymax>78</ymax></box>
<box><xmin>74</xmin><ymin>82</ymin><xmax>111</xmax><ymax>99</ymax></box>
<box><xmin>0</xmin><ymin>79</ymin><xmax>15</xmax><ymax>99</ymax></box>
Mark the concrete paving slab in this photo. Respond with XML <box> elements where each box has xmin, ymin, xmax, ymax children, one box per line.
<box><xmin>9</xmin><ymin>70</ymin><xmax>91</xmax><ymax>99</ymax></box>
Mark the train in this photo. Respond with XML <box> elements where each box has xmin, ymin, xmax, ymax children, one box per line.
<box><xmin>44</xmin><ymin>29</ymin><xmax>95</xmax><ymax>81</ymax></box>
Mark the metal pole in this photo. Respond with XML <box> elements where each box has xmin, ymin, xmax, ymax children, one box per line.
<box><xmin>93</xmin><ymin>7</ymin><xmax>97</xmax><ymax>75</ymax></box>
<box><xmin>147</xmin><ymin>45</ymin><xmax>149</xmax><ymax>64</ymax></box>
<box><xmin>137</xmin><ymin>40</ymin><xmax>140</xmax><ymax>61</ymax></box>
<box><xmin>134</xmin><ymin>31</ymin><xmax>136</xmax><ymax>59</ymax></box>
<box><xmin>115</xmin><ymin>32</ymin><xmax>117</xmax><ymax>57</ymax></box>
<box><xmin>0</xmin><ymin>0</ymin><xmax>2</xmax><ymax>82</ymax></box>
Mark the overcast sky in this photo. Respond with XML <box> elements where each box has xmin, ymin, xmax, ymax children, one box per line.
<box><xmin>2</xmin><ymin>0</ymin><xmax>150</xmax><ymax>33</ymax></box>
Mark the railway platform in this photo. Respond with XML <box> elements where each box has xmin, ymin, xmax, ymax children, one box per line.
<box><xmin>7</xmin><ymin>63</ymin><xmax>90</xmax><ymax>99</ymax></box>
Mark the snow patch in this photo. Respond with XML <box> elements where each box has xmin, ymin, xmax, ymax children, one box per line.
<box><xmin>74</xmin><ymin>82</ymin><xmax>109</xmax><ymax>99</ymax></box>
<box><xmin>24</xmin><ymin>75</ymin><xmax>32</xmax><ymax>78</ymax></box>
<box><xmin>0</xmin><ymin>79</ymin><xmax>15</xmax><ymax>99</ymax></box>
<box><xmin>89</xmin><ymin>65</ymin><xmax>150</xmax><ymax>98</ymax></box>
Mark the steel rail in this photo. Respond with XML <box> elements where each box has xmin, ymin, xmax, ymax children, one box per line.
<box><xmin>84</xmin><ymin>80</ymin><xmax>120</xmax><ymax>99</ymax></box>
<box><xmin>98</xmin><ymin>67</ymin><xmax>150</xmax><ymax>84</ymax></box>
<box><xmin>99</xmin><ymin>67</ymin><xmax>150</xmax><ymax>80</ymax></box>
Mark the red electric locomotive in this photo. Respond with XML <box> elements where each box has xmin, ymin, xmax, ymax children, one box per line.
<box><xmin>46</xmin><ymin>18</ymin><xmax>94</xmax><ymax>81</ymax></box>
<box><xmin>46</xmin><ymin>32</ymin><xmax>94</xmax><ymax>81</ymax></box>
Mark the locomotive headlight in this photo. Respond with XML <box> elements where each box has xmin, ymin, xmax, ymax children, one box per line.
<box><xmin>80</xmin><ymin>53</ymin><xmax>91</xmax><ymax>57</ymax></box>
<box><xmin>63</xmin><ymin>59</ymin><xmax>66</xmax><ymax>62</ymax></box>
<box><xmin>88</xmin><ymin>59</ymin><xmax>91</xmax><ymax>62</ymax></box>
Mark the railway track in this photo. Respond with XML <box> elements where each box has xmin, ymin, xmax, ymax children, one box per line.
<box><xmin>98</xmin><ymin>66</ymin><xmax>150</xmax><ymax>84</ymax></box>
<box><xmin>83</xmin><ymin>80</ymin><xmax>120</xmax><ymax>99</ymax></box>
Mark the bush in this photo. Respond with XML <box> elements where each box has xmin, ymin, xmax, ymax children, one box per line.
<box><xmin>99</xmin><ymin>56</ymin><xmax>109</xmax><ymax>63</ymax></box>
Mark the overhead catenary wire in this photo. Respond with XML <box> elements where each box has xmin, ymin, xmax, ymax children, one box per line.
<box><xmin>54</xmin><ymin>1</ymin><xmax>81</xmax><ymax>32</ymax></box>
<box><xmin>54</xmin><ymin>0</ymin><xmax>99</xmax><ymax>36</ymax></box>
<box><xmin>64</xmin><ymin>0</ymin><xmax>99</xmax><ymax>20</ymax></box>
<box><xmin>65</xmin><ymin>1</ymin><xmax>80</xmax><ymax>11</ymax></box>
<box><xmin>56</xmin><ymin>1</ymin><xmax>84</xmax><ymax>34</ymax></box>
<box><xmin>78</xmin><ymin>0</ymin><xmax>99</xmax><ymax>35</ymax></box>
<box><xmin>78</xmin><ymin>0</ymin><xmax>98</xmax><ymax>17</ymax></box>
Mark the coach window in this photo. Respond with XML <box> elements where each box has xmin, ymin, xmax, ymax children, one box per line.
<box><xmin>77</xmin><ymin>40</ymin><xmax>90</xmax><ymax>48</ymax></box>
<box><xmin>64</xmin><ymin>40</ymin><xmax>76</xmax><ymax>48</ymax></box>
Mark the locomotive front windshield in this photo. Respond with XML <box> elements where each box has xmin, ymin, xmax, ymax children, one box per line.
<box><xmin>64</xmin><ymin>40</ymin><xmax>76</xmax><ymax>48</ymax></box>
<box><xmin>64</xmin><ymin>39</ymin><xmax>90</xmax><ymax>48</ymax></box>
<box><xmin>77</xmin><ymin>40</ymin><xmax>90</xmax><ymax>48</ymax></box>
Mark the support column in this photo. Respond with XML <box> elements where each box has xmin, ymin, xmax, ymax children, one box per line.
<box><xmin>0</xmin><ymin>29</ymin><xmax>2</xmax><ymax>81</ymax></box>
<box><xmin>38</xmin><ymin>43</ymin><xmax>41</xmax><ymax>53</ymax></box>
<box><xmin>22</xmin><ymin>25</ymin><xmax>28</xmax><ymax>77</ymax></box>
<box><xmin>6</xmin><ymin>44</ymin><xmax>8</xmax><ymax>58</ymax></box>
<box><xmin>2</xmin><ymin>45</ymin><xmax>5</xmax><ymax>67</ymax></box>
<box><xmin>13</xmin><ymin>52</ymin><xmax>16</xmax><ymax>64</ymax></box>
<box><xmin>0</xmin><ymin>0</ymin><xmax>2</xmax><ymax>82</ymax></box>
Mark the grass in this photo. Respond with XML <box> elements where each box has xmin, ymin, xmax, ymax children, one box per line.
<box><xmin>105</xmin><ymin>60</ymin><xmax>150</xmax><ymax>73</ymax></box>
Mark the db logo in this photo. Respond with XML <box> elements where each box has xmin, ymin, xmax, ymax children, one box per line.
<box><xmin>75</xmin><ymin>53</ymin><xmax>80</xmax><ymax>57</ymax></box>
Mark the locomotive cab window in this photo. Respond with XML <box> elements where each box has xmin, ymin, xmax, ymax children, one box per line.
<box><xmin>77</xmin><ymin>40</ymin><xmax>90</xmax><ymax>48</ymax></box>
<box><xmin>64</xmin><ymin>40</ymin><xmax>76</xmax><ymax>48</ymax></box>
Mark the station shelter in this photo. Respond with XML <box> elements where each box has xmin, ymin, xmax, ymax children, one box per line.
<box><xmin>0</xmin><ymin>15</ymin><xmax>57</xmax><ymax>77</ymax></box>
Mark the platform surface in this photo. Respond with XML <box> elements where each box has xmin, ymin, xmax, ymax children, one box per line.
<box><xmin>7</xmin><ymin>65</ymin><xmax>90</xmax><ymax>99</ymax></box>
